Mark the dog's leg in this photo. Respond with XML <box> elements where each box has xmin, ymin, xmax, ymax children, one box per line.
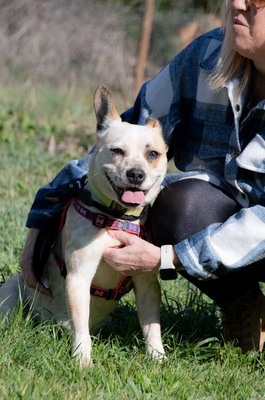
<box><xmin>65</xmin><ymin>270</ymin><xmax>91</xmax><ymax>366</ymax></box>
<box><xmin>133</xmin><ymin>274</ymin><xmax>165</xmax><ymax>361</ymax></box>
<box><xmin>65</xmin><ymin>254</ymin><xmax>100</xmax><ymax>367</ymax></box>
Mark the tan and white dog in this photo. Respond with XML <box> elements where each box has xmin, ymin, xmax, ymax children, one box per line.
<box><xmin>0</xmin><ymin>86</ymin><xmax>168</xmax><ymax>366</ymax></box>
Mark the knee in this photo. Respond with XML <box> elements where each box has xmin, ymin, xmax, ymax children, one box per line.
<box><xmin>148</xmin><ymin>179</ymin><xmax>239</xmax><ymax>247</ymax></box>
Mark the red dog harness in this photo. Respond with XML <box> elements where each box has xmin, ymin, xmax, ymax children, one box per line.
<box><xmin>52</xmin><ymin>198</ymin><xmax>146</xmax><ymax>301</ymax></box>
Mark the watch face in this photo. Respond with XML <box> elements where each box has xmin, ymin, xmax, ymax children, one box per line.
<box><xmin>160</xmin><ymin>267</ymin><xmax>177</xmax><ymax>281</ymax></box>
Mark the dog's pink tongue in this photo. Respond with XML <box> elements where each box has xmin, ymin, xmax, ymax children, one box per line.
<box><xmin>121</xmin><ymin>190</ymin><xmax>145</xmax><ymax>204</ymax></box>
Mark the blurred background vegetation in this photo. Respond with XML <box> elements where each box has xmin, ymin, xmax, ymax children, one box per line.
<box><xmin>0</xmin><ymin>0</ymin><xmax>223</xmax><ymax>107</ymax></box>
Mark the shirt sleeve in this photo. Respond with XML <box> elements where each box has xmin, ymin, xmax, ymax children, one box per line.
<box><xmin>174</xmin><ymin>205</ymin><xmax>265</xmax><ymax>280</ymax></box>
<box><xmin>26</xmin><ymin>154</ymin><xmax>91</xmax><ymax>229</ymax></box>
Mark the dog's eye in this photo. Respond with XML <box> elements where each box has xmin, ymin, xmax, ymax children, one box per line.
<box><xmin>147</xmin><ymin>150</ymin><xmax>160</xmax><ymax>160</ymax></box>
<box><xmin>110</xmin><ymin>148</ymin><xmax>125</xmax><ymax>156</ymax></box>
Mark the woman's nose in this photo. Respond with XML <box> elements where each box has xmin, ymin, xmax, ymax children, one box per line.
<box><xmin>230</xmin><ymin>0</ymin><xmax>250</xmax><ymax>11</ymax></box>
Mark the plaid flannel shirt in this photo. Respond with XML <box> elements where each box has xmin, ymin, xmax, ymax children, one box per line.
<box><xmin>27</xmin><ymin>28</ymin><xmax>265</xmax><ymax>281</ymax></box>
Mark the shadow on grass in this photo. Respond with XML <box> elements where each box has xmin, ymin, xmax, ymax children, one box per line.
<box><xmin>98</xmin><ymin>284</ymin><xmax>222</xmax><ymax>360</ymax></box>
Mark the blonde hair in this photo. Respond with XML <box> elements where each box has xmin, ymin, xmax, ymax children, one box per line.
<box><xmin>209</xmin><ymin>0</ymin><xmax>252</xmax><ymax>92</ymax></box>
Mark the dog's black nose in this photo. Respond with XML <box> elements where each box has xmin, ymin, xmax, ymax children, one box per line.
<box><xmin>127</xmin><ymin>168</ymin><xmax>145</xmax><ymax>184</ymax></box>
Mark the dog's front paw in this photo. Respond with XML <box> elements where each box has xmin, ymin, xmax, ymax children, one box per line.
<box><xmin>151</xmin><ymin>349</ymin><xmax>168</xmax><ymax>363</ymax></box>
<box><xmin>73</xmin><ymin>349</ymin><xmax>93</xmax><ymax>368</ymax></box>
<box><xmin>73</xmin><ymin>338</ymin><xmax>93</xmax><ymax>367</ymax></box>
<box><xmin>146</xmin><ymin>344</ymin><xmax>167</xmax><ymax>363</ymax></box>
<box><xmin>79</xmin><ymin>354</ymin><xmax>93</xmax><ymax>368</ymax></box>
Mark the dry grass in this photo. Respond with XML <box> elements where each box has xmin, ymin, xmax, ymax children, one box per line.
<box><xmin>0</xmin><ymin>0</ymin><xmax>138</xmax><ymax>102</ymax></box>
<box><xmin>0</xmin><ymin>0</ymin><xmax>221</xmax><ymax>106</ymax></box>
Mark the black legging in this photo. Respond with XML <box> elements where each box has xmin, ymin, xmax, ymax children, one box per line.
<box><xmin>149</xmin><ymin>179</ymin><xmax>263</xmax><ymax>303</ymax></box>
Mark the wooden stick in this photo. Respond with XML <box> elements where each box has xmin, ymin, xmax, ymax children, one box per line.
<box><xmin>135</xmin><ymin>0</ymin><xmax>155</xmax><ymax>98</ymax></box>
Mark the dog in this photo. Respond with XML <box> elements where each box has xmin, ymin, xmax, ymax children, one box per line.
<box><xmin>0</xmin><ymin>85</ymin><xmax>168</xmax><ymax>366</ymax></box>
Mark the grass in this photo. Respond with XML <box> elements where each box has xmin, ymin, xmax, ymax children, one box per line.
<box><xmin>1</xmin><ymin>83</ymin><xmax>265</xmax><ymax>399</ymax></box>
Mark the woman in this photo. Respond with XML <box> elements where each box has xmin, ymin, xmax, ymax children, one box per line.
<box><xmin>20</xmin><ymin>0</ymin><xmax>265</xmax><ymax>353</ymax></box>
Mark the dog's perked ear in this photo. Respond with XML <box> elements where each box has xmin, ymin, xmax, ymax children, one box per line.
<box><xmin>145</xmin><ymin>116</ymin><xmax>168</xmax><ymax>152</ymax></box>
<box><xmin>144</xmin><ymin>117</ymin><xmax>161</xmax><ymax>130</ymax></box>
<box><xmin>94</xmin><ymin>85</ymin><xmax>121</xmax><ymax>129</ymax></box>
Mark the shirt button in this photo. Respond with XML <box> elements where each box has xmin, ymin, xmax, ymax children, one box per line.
<box><xmin>231</xmin><ymin>151</ymin><xmax>239</xmax><ymax>159</ymax></box>
<box><xmin>235</xmin><ymin>104</ymin><xmax>240</xmax><ymax>112</ymax></box>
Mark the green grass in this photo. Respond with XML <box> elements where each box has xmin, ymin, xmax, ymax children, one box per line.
<box><xmin>1</xmin><ymin>84</ymin><xmax>265</xmax><ymax>399</ymax></box>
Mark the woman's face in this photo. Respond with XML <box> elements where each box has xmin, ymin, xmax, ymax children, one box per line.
<box><xmin>230</xmin><ymin>0</ymin><xmax>265</xmax><ymax>68</ymax></box>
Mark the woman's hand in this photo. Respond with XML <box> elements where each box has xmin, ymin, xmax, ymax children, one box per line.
<box><xmin>19</xmin><ymin>228</ymin><xmax>52</xmax><ymax>297</ymax></box>
<box><xmin>103</xmin><ymin>230</ymin><xmax>169</xmax><ymax>276</ymax></box>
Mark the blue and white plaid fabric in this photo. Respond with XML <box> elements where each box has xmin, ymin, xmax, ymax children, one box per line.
<box><xmin>27</xmin><ymin>28</ymin><xmax>265</xmax><ymax>281</ymax></box>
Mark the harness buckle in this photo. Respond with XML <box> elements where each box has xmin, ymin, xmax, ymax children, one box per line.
<box><xmin>92</xmin><ymin>213</ymin><xmax>108</xmax><ymax>228</ymax></box>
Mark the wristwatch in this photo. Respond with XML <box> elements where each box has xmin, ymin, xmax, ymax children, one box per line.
<box><xmin>159</xmin><ymin>245</ymin><xmax>178</xmax><ymax>280</ymax></box>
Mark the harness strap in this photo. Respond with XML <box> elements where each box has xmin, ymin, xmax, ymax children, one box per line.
<box><xmin>73</xmin><ymin>198</ymin><xmax>145</xmax><ymax>237</ymax></box>
<box><xmin>90</xmin><ymin>276</ymin><xmax>133</xmax><ymax>301</ymax></box>
<box><xmin>51</xmin><ymin>199</ymin><xmax>136</xmax><ymax>301</ymax></box>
